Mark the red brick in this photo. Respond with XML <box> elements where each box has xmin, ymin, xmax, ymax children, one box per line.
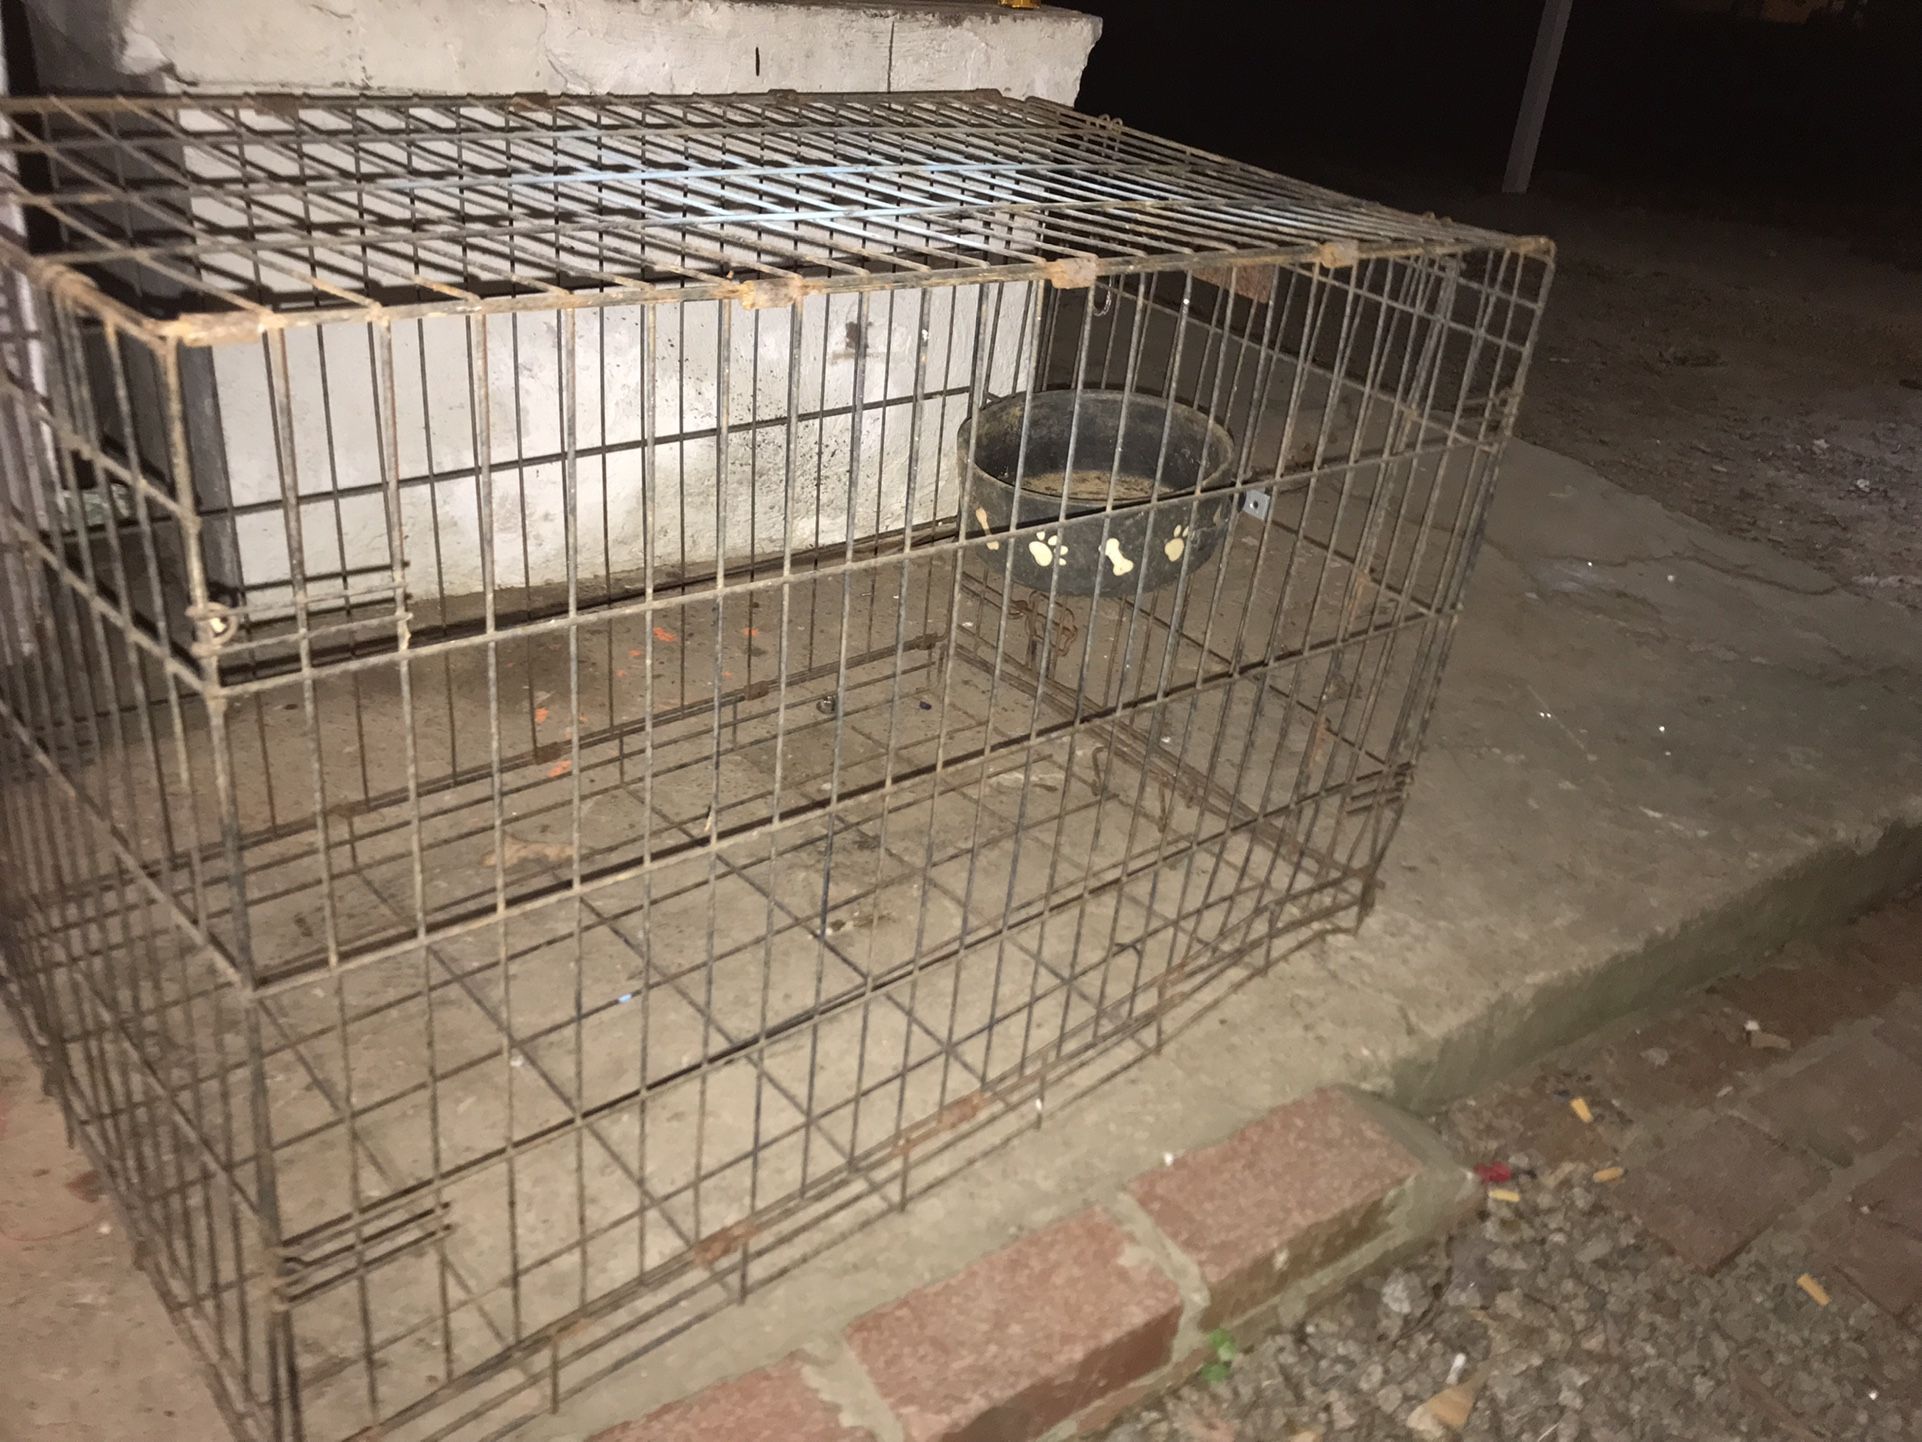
<box><xmin>1747</xmin><ymin>1035</ymin><xmax>1922</xmax><ymax>1167</ymax></box>
<box><xmin>1068</xmin><ymin>1374</ymin><xmax>1163</xmax><ymax>1437</ymax></box>
<box><xmin>1876</xmin><ymin>996</ymin><xmax>1922</xmax><ymax>1066</ymax></box>
<box><xmin>1843</xmin><ymin>899</ymin><xmax>1922</xmax><ymax>987</ymax></box>
<box><xmin>1616</xmin><ymin>1114</ymin><xmax>1824</xmax><ymax>1271</ymax></box>
<box><xmin>1814</xmin><ymin>1204</ymin><xmax>1922</xmax><ymax>1319</ymax></box>
<box><xmin>592</xmin><ymin>1358</ymin><xmax>871</xmax><ymax>1442</ymax></box>
<box><xmin>1710</xmin><ymin>940</ymin><xmax>1899</xmax><ymax>1048</ymax></box>
<box><xmin>1127</xmin><ymin>1088</ymin><xmax>1421</xmax><ymax>1326</ymax></box>
<box><xmin>844</xmin><ymin>1209</ymin><xmax>1179</xmax><ymax>1442</ymax></box>
<box><xmin>1576</xmin><ymin>998</ymin><xmax>1771</xmax><ymax>1121</ymax></box>
<box><xmin>1446</xmin><ymin>1066</ymin><xmax>1626</xmax><ymax>1169</ymax></box>
<box><xmin>1854</xmin><ymin>1147</ymin><xmax>1922</xmax><ymax>1236</ymax></box>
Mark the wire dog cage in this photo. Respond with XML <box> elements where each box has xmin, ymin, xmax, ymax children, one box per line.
<box><xmin>0</xmin><ymin>90</ymin><xmax>1551</xmax><ymax>1441</ymax></box>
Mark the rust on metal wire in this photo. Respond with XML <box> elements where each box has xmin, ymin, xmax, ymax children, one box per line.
<box><xmin>889</xmin><ymin>1090</ymin><xmax>992</xmax><ymax>1159</ymax></box>
<box><xmin>1314</xmin><ymin>238</ymin><xmax>1363</xmax><ymax>269</ymax></box>
<box><xmin>1043</xmin><ymin>255</ymin><xmax>1100</xmax><ymax>290</ymax></box>
<box><xmin>690</xmin><ymin>1219</ymin><xmax>762</xmax><ymax>1268</ymax></box>
<box><xmin>734</xmin><ymin>272</ymin><xmax>829</xmax><ymax>310</ymax></box>
<box><xmin>0</xmin><ymin>91</ymin><xmax>1537</xmax><ymax>345</ymax></box>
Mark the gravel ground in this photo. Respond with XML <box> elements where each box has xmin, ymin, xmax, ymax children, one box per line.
<box><xmin>1106</xmin><ymin>1148</ymin><xmax>1922</xmax><ymax>1442</ymax></box>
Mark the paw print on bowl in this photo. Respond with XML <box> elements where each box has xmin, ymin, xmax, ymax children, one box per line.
<box><xmin>975</xmin><ymin>505</ymin><xmax>1001</xmax><ymax>551</ymax></box>
<box><xmin>1162</xmin><ymin>523</ymin><xmax>1190</xmax><ymax>562</ymax></box>
<box><xmin>1027</xmin><ymin>531</ymin><xmax>1068</xmax><ymax>568</ymax></box>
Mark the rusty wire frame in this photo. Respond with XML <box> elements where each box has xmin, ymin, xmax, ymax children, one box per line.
<box><xmin>0</xmin><ymin>90</ymin><xmax>1551</xmax><ymax>1442</ymax></box>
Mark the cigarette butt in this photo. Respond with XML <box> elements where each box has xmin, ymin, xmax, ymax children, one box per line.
<box><xmin>1592</xmin><ymin>1166</ymin><xmax>1625</xmax><ymax>1184</ymax></box>
<box><xmin>1487</xmin><ymin>1187</ymin><xmax>1522</xmax><ymax>1204</ymax></box>
<box><xmin>1570</xmin><ymin>1097</ymin><xmax>1593</xmax><ymax>1124</ymax></box>
<box><xmin>1797</xmin><ymin>1274</ymin><xmax>1830</xmax><ymax>1307</ymax></box>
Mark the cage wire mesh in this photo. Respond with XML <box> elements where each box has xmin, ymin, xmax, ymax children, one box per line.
<box><xmin>0</xmin><ymin>90</ymin><xmax>1550</xmax><ymax>1441</ymax></box>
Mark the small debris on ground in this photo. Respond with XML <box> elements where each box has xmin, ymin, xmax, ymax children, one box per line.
<box><xmin>1378</xmin><ymin>1269</ymin><xmax>1425</xmax><ymax>1319</ymax></box>
<box><xmin>1406</xmin><ymin>1377</ymin><xmax>1478</xmax><ymax>1439</ymax></box>
<box><xmin>1100</xmin><ymin>1144</ymin><xmax>1922</xmax><ymax>1442</ymax></box>
<box><xmin>483</xmin><ymin>833</ymin><xmax>575</xmax><ymax>870</ymax></box>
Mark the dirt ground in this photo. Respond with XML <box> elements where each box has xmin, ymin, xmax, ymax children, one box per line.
<box><xmin>1447</xmin><ymin>185</ymin><xmax>1922</xmax><ymax>602</ymax></box>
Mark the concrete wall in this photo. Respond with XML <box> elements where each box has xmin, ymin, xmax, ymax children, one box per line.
<box><xmin>203</xmin><ymin>282</ymin><xmax>1037</xmax><ymax>606</ymax></box>
<box><xmin>20</xmin><ymin>0</ymin><xmax>1098</xmax><ymax>605</ymax></box>
<box><xmin>24</xmin><ymin>0</ymin><xmax>1100</xmax><ymax>103</ymax></box>
<box><xmin>0</xmin><ymin>26</ymin><xmax>47</xmax><ymax>659</ymax></box>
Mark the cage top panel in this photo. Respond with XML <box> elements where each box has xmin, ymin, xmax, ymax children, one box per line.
<box><xmin>0</xmin><ymin>89</ymin><xmax>1543</xmax><ymax>344</ymax></box>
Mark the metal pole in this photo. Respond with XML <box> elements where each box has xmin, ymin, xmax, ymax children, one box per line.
<box><xmin>1504</xmin><ymin>0</ymin><xmax>1574</xmax><ymax>195</ymax></box>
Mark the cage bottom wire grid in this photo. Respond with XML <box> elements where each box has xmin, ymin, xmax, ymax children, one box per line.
<box><xmin>0</xmin><ymin>89</ymin><xmax>1550</xmax><ymax>1442</ymax></box>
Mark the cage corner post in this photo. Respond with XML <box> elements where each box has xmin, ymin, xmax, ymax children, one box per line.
<box><xmin>158</xmin><ymin>330</ymin><xmax>307</xmax><ymax>1442</ymax></box>
<box><xmin>0</xmin><ymin>268</ymin><xmax>71</xmax><ymax>1128</ymax></box>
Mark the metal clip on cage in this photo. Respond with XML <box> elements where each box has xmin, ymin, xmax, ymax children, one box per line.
<box><xmin>0</xmin><ymin>89</ymin><xmax>1550</xmax><ymax>1442</ymax></box>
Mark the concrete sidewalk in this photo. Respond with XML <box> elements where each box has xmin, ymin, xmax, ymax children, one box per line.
<box><xmin>523</xmin><ymin>438</ymin><xmax>1922</xmax><ymax>1438</ymax></box>
<box><xmin>5</xmin><ymin>435</ymin><xmax>1920</xmax><ymax>1441</ymax></box>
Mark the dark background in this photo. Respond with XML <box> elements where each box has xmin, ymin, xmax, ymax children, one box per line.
<box><xmin>1072</xmin><ymin>0</ymin><xmax>1922</xmax><ymax>242</ymax></box>
<box><xmin>1074</xmin><ymin>0</ymin><xmax>1922</xmax><ymax>597</ymax></box>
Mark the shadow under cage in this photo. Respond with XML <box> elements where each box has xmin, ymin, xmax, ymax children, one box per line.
<box><xmin>0</xmin><ymin>91</ymin><xmax>1551</xmax><ymax>1442</ymax></box>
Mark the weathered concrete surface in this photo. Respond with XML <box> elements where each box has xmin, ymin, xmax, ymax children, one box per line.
<box><xmin>517</xmin><ymin>436</ymin><xmax>1922</xmax><ymax>1439</ymax></box>
<box><xmin>194</xmin><ymin>281</ymin><xmax>1036</xmax><ymax>601</ymax></box>
<box><xmin>5</xmin><ymin>436</ymin><xmax>1918</xmax><ymax>1439</ymax></box>
<box><xmin>25</xmin><ymin>0</ymin><xmax>1101</xmax><ymax>101</ymax></box>
<box><xmin>21</xmin><ymin>0</ymin><xmax>1098</xmax><ymax>603</ymax></box>
<box><xmin>1342</xmin><ymin>441</ymin><xmax>1922</xmax><ymax>1109</ymax></box>
<box><xmin>0</xmin><ymin>1021</ymin><xmax>231</xmax><ymax>1440</ymax></box>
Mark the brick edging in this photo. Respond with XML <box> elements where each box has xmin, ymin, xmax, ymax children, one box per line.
<box><xmin>592</xmin><ymin>1086</ymin><xmax>1476</xmax><ymax>1442</ymax></box>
